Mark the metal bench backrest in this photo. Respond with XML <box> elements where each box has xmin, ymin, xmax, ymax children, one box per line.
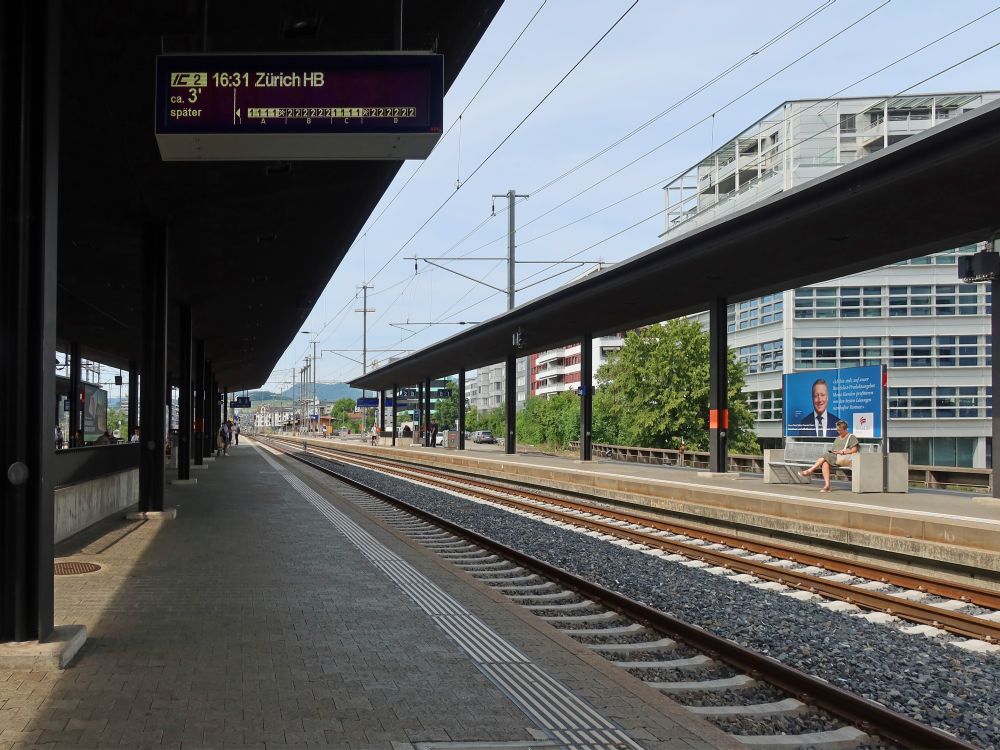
<box><xmin>783</xmin><ymin>440</ymin><xmax>879</xmax><ymax>463</ymax></box>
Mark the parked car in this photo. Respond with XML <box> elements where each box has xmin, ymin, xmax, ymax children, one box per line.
<box><xmin>472</xmin><ymin>430</ymin><xmax>496</xmax><ymax>444</ymax></box>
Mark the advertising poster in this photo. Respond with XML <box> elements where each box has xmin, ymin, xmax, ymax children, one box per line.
<box><xmin>783</xmin><ymin>365</ymin><xmax>883</xmax><ymax>439</ymax></box>
<box><xmin>82</xmin><ymin>383</ymin><xmax>108</xmax><ymax>441</ymax></box>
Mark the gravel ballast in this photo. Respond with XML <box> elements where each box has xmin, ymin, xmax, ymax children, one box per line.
<box><xmin>315</xmin><ymin>455</ymin><xmax>1000</xmax><ymax>749</ymax></box>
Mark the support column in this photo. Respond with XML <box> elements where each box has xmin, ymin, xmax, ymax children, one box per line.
<box><xmin>505</xmin><ymin>353</ymin><xmax>516</xmax><ymax>455</ymax></box>
<box><xmin>391</xmin><ymin>384</ymin><xmax>398</xmax><ymax>446</ymax></box>
<box><xmin>127</xmin><ymin>358</ymin><xmax>138</xmax><ymax>441</ymax></box>
<box><xmin>139</xmin><ymin>224</ymin><xmax>168</xmax><ymax>512</ymax></box>
<box><xmin>68</xmin><ymin>342</ymin><xmax>81</xmax><ymax>446</ymax></box>
<box><xmin>194</xmin><ymin>340</ymin><xmax>205</xmax><ymax>465</ymax></box>
<box><xmin>580</xmin><ymin>333</ymin><xmax>593</xmax><ymax>461</ymax></box>
<box><xmin>993</xmin><ymin>277</ymin><xmax>999</xmax><ymax>496</ymax></box>
<box><xmin>423</xmin><ymin>377</ymin><xmax>431</xmax><ymax>447</ymax></box>
<box><xmin>379</xmin><ymin>390</ymin><xmax>385</xmax><ymax>441</ymax></box>
<box><xmin>0</xmin><ymin>0</ymin><xmax>59</xmax><ymax>645</ymax></box>
<box><xmin>176</xmin><ymin>305</ymin><xmax>192</xmax><ymax>481</ymax></box>
<box><xmin>203</xmin><ymin>362</ymin><xmax>213</xmax><ymax>457</ymax></box>
<box><xmin>708</xmin><ymin>296</ymin><xmax>729</xmax><ymax>474</ymax></box>
<box><xmin>458</xmin><ymin>370</ymin><xmax>466</xmax><ymax>450</ymax></box>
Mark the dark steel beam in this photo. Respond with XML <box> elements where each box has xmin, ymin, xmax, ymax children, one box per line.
<box><xmin>177</xmin><ymin>305</ymin><xmax>192</xmax><ymax>480</ymax></box>
<box><xmin>0</xmin><ymin>0</ymin><xmax>59</xmax><ymax>643</ymax></box>
<box><xmin>994</xmin><ymin>278</ymin><xmax>999</xmax><ymax>496</ymax></box>
<box><xmin>127</xmin><ymin>358</ymin><xmax>138</xmax><ymax>441</ymax></box>
<box><xmin>139</xmin><ymin>224</ymin><xmax>168</xmax><ymax>512</ymax></box>
<box><xmin>68</xmin><ymin>342</ymin><xmax>80</xmax><ymax>446</ymax></box>
<box><xmin>505</xmin><ymin>354</ymin><xmax>516</xmax><ymax>455</ymax></box>
<box><xmin>423</xmin><ymin>378</ymin><xmax>431</xmax><ymax>447</ymax></box>
<box><xmin>391</xmin><ymin>383</ymin><xmax>398</xmax><ymax>446</ymax></box>
<box><xmin>458</xmin><ymin>370</ymin><xmax>466</xmax><ymax>450</ymax></box>
<box><xmin>580</xmin><ymin>334</ymin><xmax>592</xmax><ymax>462</ymax></box>
<box><xmin>194</xmin><ymin>340</ymin><xmax>204</xmax><ymax>465</ymax></box>
<box><xmin>709</xmin><ymin>296</ymin><xmax>728</xmax><ymax>474</ymax></box>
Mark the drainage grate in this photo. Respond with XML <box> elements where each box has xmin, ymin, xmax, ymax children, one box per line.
<box><xmin>54</xmin><ymin>561</ymin><xmax>101</xmax><ymax>575</ymax></box>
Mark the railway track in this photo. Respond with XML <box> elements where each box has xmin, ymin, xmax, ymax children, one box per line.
<box><xmin>256</xmin><ymin>436</ymin><xmax>983</xmax><ymax>749</ymax></box>
<box><xmin>266</xmin><ymin>437</ymin><xmax>1000</xmax><ymax>647</ymax></box>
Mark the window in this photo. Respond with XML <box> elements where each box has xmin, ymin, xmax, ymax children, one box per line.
<box><xmin>737</xmin><ymin>339</ymin><xmax>783</xmax><ymax>374</ymax></box>
<box><xmin>747</xmin><ymin>389</ymin><xmax>783</xmax><ymax>421</ymax></box>
<box><xmin>795</xmin><ymin>286</ymin><xmax>882</xmax><ymax>318</ymax></box>
<box><xmin>727</xmin><ymin>293</ymin><xmax>783</xmax><ymax>332</ymax></box>
<box><xmin>889</xmin><ymin>385</ymin><xmax>990</xmax><ymax>418</ymax></box>
<box><xmin>887</xmin><ymin>335</ymin><xmax>989</xmax><ymax>368</ymax></box>
<box><xmin>795</xmin><ymin>337</ymin><xmax>882</xmax><ymax>369</ymax></box>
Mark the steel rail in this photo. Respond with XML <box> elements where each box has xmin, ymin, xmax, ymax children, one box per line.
<box><xmin>273</xmin><ymin>439</ymin><xmax>1000</xmax><ymax>642</ymax></box>
<box><xmin>259</xmin><ymin>436</ymin><xmax>977</xmax><ymax>750</ymax></box>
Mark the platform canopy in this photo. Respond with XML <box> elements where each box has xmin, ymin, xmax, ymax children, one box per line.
<box><xmin>351</xmin><ymin>96</ymin><xmax>1000</xmax><ymax>390</ymax></box>
<box><xmin>55</xmin><ymin>0</ymin><xmax>502</xmax><ymax>389</ymax></box>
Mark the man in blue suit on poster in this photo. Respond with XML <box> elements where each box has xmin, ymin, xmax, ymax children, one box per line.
<box><xmin>793</xmin><ymin>378</ymin><xmax>840</xmax><ymax>437</ymax></box>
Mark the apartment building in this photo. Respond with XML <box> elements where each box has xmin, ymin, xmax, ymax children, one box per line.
<box><xmin>665</xmin><ymin>93</ymin><xmax>999</xmax><ymax>468</ymax></box>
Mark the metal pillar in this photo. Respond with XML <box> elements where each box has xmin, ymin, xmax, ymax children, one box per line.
<box><xmin>139</xmin><ymin>224</ymin><xmax>168</xmax><ymax>512</ymax></box>
<box><xmin>0</xmin><ymin>0</ymin><xmax>59</xmax><ymax>643</ymax></box>
<box><xmin>194</xmin><ymin>340</ymin><xmax>204</xmax><ymax>465</ymax></box>
<box><xmin>423</xmin><ymin>377</ymin><xmax>431</xmax><ymax>447</ymax></box>
<box><xmin>203</xmin><ymin>362</ymin><xmax>213</xmax><ymax>456</ymax></box>
<box><xmin>391</xmin><ymin>384</ymin><xmax>398</xmax><ymax>446</ymax></box>
<box><xmin>127</xmin><ymin>358</ymin><xmax>138</xmax><ymax>441</ymax></box>
<box><xmin>708</xmin><ymin>296</ymin><xmax>729</xmax><ymax>474</ymax></box>
<box><xmin>458</xmin><ymin>370</ymin><xmax>466</xmax><ymax>450</ymax></box>
<box><xmin>177</xmin><ymin>305</ymin><xmax>192</xmax><ymax>480</ymax></box>
<box><xmin>68</xmin><ymin>342</ymin><xmax>81</xmax><ymax>446</ymax></box>
<box><xmin>580</xmin><ymin>333</ymin><xmax>593</xmax><ymax>461</ymax></box>
<box><xmin>993</xmin><ymin>277</ymin><xmax>999</xmax><ymax>496</ymax></box>
<box><xmin>505</xmin><ymin>353</ymin><xmax>516</xmax><ymax>455</ymax></box>
<box><xmin>379</xmin><ymin>390</ymin><xmax>385</xmax><ymax>440</ymax></box>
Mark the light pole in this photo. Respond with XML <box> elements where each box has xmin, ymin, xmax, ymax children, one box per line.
<box><xmin>302</xmin><ymin>332</ymin><xmax>318</xmax><ymax>431</ymax></box>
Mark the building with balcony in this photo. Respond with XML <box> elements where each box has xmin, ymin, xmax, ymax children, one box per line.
<box><xmin>529</xmin><ymin>335</ymin><xmax>625</xmax><ymax>398</ymax></box>
<box><xmin>669</xmin><ymin>92</ymin><xmax>999</xmax><ymax>468</ymax></box>
<box><xmin>662</xmin><ymin>93</ymin><xmax>999</xmax><ymax>239</ymax></box>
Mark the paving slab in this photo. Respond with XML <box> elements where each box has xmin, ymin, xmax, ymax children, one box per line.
<box><xmin>9</xmin><ymin>441</ymin><xmax>740</xmax><ymax>749</ymax></box>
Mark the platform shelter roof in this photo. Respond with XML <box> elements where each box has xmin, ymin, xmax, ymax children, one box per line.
<box><xmin>55</xmin><ymin>1</ymin><xmax>502</xmax><ymax>390</ymax></box>
<box><xmin>351</xmin><ymin>96</ymin><xmax>1000</xmax><ymax>391</ymax></box>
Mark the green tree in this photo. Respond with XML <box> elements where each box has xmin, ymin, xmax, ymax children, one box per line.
<box><xmin>433</xmin><ymin>381</ymin><xmax>460</xmax><ymax>429</ymax></box>
<box><xmin>593</xmin><ymin>319</ymin><xmax>758</xmax><ymax>454</ymax></box>
<box><xmin>516</xmin><ymin>393</ymin><xmax>580</xmax><ymax>449</ymax></box>
<box><xmin>467</xmin><ymin>404</ymin><xmax>505</xmax><ymax>435</ymax></box>
<box><xmin>107</xmin><ymin>406</ymin><xmax>129</xmax><ymax>440</ymax></box>
<box><xmin>330</xmin><ymin>398</ymin><xmax>356</xmax><ymax>429</ymax></box>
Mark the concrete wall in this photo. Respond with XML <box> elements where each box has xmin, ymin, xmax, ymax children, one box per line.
<box><xmin>54</xmin><ymin>469</ymin><xmax>138</xmax><ymax>543</ymax></box>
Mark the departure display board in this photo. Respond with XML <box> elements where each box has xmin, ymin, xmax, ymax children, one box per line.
<box><xmin>155</xmin><ymin>53</ymin><xmax>443</xmax><ymax>161</ymax></box>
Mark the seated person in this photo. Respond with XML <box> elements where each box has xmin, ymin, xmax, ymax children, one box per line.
<box><xmin>798</xmin><ymin>420</ymin><xmax>859</xmax><ymax>492</ymax></box>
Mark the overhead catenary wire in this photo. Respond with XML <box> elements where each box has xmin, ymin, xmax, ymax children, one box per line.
<box><xmin>285</xmin><ymin>0</ymin><xmax>853</xmax><ymax>367</ymax></box>
<box><xmin>362</xmin><ymin>0</ymin><xmax>642</xmax><ymax>287</ymax></box>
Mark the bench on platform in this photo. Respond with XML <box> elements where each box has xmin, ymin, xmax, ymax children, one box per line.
<box><xmin>765</xmin><ymin>441</ymin><xmax>908</xmax><ymax>493</ymax></box>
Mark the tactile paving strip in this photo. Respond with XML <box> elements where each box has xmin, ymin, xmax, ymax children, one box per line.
<box><xmin>255</xmin><ymin>445</ymin><xmax>643</xmax><ymax>750</ymax></box>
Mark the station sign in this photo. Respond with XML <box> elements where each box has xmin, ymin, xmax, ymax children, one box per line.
<box><xmin>356</xmin><ymin>397</ymin><xmax>380</xmax><ymax>408</ymax></box>
<box><xmin>155</xmin><ymin>53</ymin><xmax>443</xmax><ymax>161</ymax></box>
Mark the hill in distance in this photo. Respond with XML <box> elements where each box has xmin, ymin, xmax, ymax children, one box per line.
<box><xmin>248</xmin><ymin>382</ymin><xmax>362</xmax><ymax>404</ymax></box>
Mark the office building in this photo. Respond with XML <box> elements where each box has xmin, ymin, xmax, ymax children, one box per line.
<box><xmin>664</xmin><ymin>93</ymin><xmax>999</xmax><ymax>467</ymax></box>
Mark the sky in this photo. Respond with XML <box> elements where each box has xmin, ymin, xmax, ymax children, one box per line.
<box><xmin>262</xmin><ymin>0</ymin><xmax>1000</xmax><ymax>392</ymax></box>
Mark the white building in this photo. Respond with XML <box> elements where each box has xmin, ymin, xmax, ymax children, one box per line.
<box><xmin>252</xmin><ymin>404</ymin><xmax>294</xmax><ymax>429</ymax></box>
<box><xmin>665</xmin><ymin>93</ymin><xmax>998</xmax><ymax>468</ymax></box>
<box><xmin>530</xmin><ymin>336</ymin><xmax>625</xmax><ymax>398</ymax></box>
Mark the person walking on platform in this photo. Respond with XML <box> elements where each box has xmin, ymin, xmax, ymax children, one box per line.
<box><xmin>234</xmin><ymin>423</ymin><xmax>240</xmax><ymax>445</ymax></box>
<box><xmin>55</xmin><ymin>426</ymin><xmax>64</xmax><ymax>450</ymax></box>
<box><xmin>370</xmin><ymin>423</ymin><xmax>379</xmax><ymax>446</ymax></box>
<box><xmin>217</xmin><ymin>422</ymin><xmax>228</xmax><ymax>457</ymax></box>
<box><xmin>430</xmin><ymin>420</ymin><xmax>438</xmax><ymax>448</ymax></box>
